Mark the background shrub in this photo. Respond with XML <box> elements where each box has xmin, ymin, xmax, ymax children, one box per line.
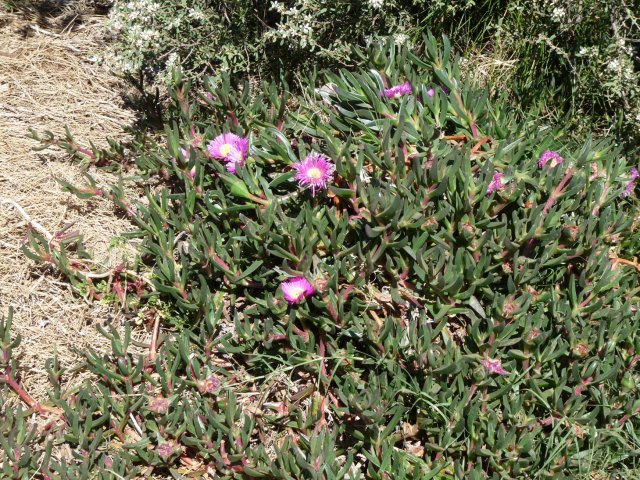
<box><xmin>104</xmin><ymin>0</ymin><xmax>639</xmax><ymax>151</ymax></box>
<box><xmin>459</xmin><ymin>0</ymin><xmax>640</xmax><ymax>152</ymax></box>
<box><xmin>19</xmin><ymin>37</ymin><xmax>640</xmax><ymax>477</ymax></box>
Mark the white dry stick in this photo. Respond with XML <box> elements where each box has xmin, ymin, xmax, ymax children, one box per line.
<box><xmin>1</xmin><ymin>199</ymin><xmax>53</xmax><ymax>241</ymax></box>
<box><xmin>0</xmin><ymin>240</ymin><xmax>20</xmax><ymax>249</ymax></box>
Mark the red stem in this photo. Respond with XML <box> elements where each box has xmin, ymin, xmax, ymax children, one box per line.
<box><xmin>0</xmin><ymin>371</ymin><xmax>62</xmax><ymax>415</ymax></box>
<box><xmin>523</xmin><ymin>167</ymin><xmax>575</xmax><ymax>256</ymax></box>
<box><xmin>75</xmin><ymin>145</ymin><xmax>97</xmax><ymax>160</ymax></box>
<box><xmin>543</xmin><ymin>167</ymin><xmax>574</xmax><ymax>215</ymax></box>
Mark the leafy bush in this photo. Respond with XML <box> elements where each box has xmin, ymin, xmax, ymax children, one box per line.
<box><xmin>103</xmin><ymin>0</ymin><xmax>639</xmax><ymax>151</ymax></box>
<box><xmin>103</xmin><ymin>0</ymin><xmax>417</xmax><ymax>87</ymax></box>
<box><xmin>464</xmin><ymin>0</ymin><xmax>640</xmax><ymax>151</ymax></box>
<box><xmin>104</xmin><ymin>0</ymin><xmax>258</xmax><ymax>84</ymax></box>
<box><xmin>17</xmin><ymin>36</ymin><xmax>640</xmax><ymax>477</ymax></box>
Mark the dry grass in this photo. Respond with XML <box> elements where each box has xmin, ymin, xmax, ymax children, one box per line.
<box><xmin>0</xmin><ymin>8</ymin><xmax>147</xmax><ymax>402</ymax></box>
<box><xmin>459</xmin><ymin>51</ymin><xmax>518</xmax><ymax>95</ymax></box>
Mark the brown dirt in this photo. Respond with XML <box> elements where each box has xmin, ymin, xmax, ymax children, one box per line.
<box><xmin>0</xmin><ymin>9</ymin><xmax>147</xmax><ymax>403</ymax></box>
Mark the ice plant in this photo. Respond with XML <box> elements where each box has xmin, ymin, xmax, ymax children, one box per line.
<box><xmin>426</xmin><ymin>88</ymin><xmax>435</xmax><ymax>97</ymax></box>
<box><xmin>172</xmin><ymin>148</ymin><xmax>189</xmax><ymax>167</ymax></box>
<box><xmin>280</xmin><ymin>276</ymin><xmax>315</xmax><ymax>304</ymax></box>
<box><xmin>208</xmin><ymin>133</ymin><xmax>249</xmax><ymax>174</ymax></box>
<box><xmin>383</xmin><ymin>81</ymin><xmax>412</xmax><ymax>99</ymax></box>
<box><xmin>224</xmin><ymin>146</ymin><xmax>247</xmax><ymax>174</ymax></box>
<box><xmin>147</xmin><ymin>396</ymin><xmax>169</xmax><ymax>415</ymax></box>
<box><xmin>198</xmin><ymin>375</ymin><xmax>221</xmax><ymax>394</ymax></box>
<box><xmin>482</xmin><ymin>358</ymin><xmax>508</xmax><ymax>376</ymax></box>
<box><xmin>208</xmin><ymin>133</ymin><xmax>243</xmax><ymax>159</ymax></box>
<box><xmin>487</xmin><ymin>172</ymin><xmax>505</xmax><ymax>195</ymax></box>
<box><xmin>292</xmin><ymin>152</ymin><xmax>335</xmax><ymax>196</ymax></box>
<box><xmin>538</xmin><ymin>150</ymin><xmax>564</xmax><ymax>168</ymax></box>
<box><xmin>157</xmin><ymin>441</ymin><xmax>178</xmax><ymax>462</ymax></box>
<box><xmin>622</xmin><ymin>167</ymin><xmax>639</xmax><ymax>197</ymax></box>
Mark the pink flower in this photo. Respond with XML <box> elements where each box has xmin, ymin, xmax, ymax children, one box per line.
<box><xmin>482</xmin><ymin>358</ymin><xmax>508</xmax><ymax>376</ymax></box>
<box><xmin>172</xmin><ymin>147</ymin><xmax>189</xmax><ymax>166</ymax></box>
<box><xmin>622</xmin><ymin>167</ymin><xmax>639</xmax><ymax>197</ymax></box>
<box><xmin>233</xmin><ymin>137</ymin><xmax>249</xmax><ymax>158</ymax></box>
<box><xmin>208</xmin><ymin>133</ymin><xmax>242</xmax><ymax>159</ymax></box>
<box><xmin>224</xmin><ymin>147</ymin><xmax>246</xmax><ymax>174</ymax></box>
<box><xmin>280</xmin><ymin>276</ymin><xmax>315</xmax><ymax>304</ymax></box>
<box><xmin>426</xmin><ymin>88</ymin><xmax>435</xmax><ymax>97</ymax></box>
<box><xmin>383</xmin><ymin>81</ymin><xmax>412</xmax><ymax>99</ymax></box>
<box><xmin>292</xmin><ymin>152</ymin><xmax>335</xmax><ymax>196</ymax></box>
<box><xmin>156</xmin><ymin>441</ymin><xmax>179</xmax><ymax>462</ymax></box>
<box><xmin>538</xmin><ymin>150</ymin><xmax>563</xmax><ymax>168</ymax></box>
<box><xmin>207</xmin><ymin>133</ymin><xmax>249</xmax><ymax>174</ymax></box>
<box><xmin>198</xmin><ymin>375</ymin><xmax>221</xmax><ymax>394</ymax></box>
<box><xmin>147</xmin><ymin>396</ymin><xmax>169</xmax><ymax>415</ymax></box>
<box><xmin>487</xmin><ymin>172</ymin><xmax>505</xmax><ymax>195</ymax></box>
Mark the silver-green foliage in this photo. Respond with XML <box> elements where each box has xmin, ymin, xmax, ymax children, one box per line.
<box><xmin>11</xmin><ymin>36</ymin><xmax>640</xmax><ymax>478</ymax></box>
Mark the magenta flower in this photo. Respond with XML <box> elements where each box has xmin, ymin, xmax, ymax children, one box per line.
<box><xmin>487</xmin><ymin>172</ymin><xmax>505</xmax><ymax>195</ymax></box>
<box><xmin>208</xmin><ymin>133</ymin><xmax>249</xmax><ymax>174</ymax></box>
<box><xmin>198</xmin><ymin>375</ymin><xmax>221</xmax><ymax>394</ymax></box>
<box><xmin>157</xmin><ymin>442</ymin><xmax>177</xmax><ymax>462</ymax></box>
<box><xmin>172</xmin><ymin>147</ymin><xmax>189</xmax><ymax>166</ymax></box>
<box><xmin>622</xmin><ymin>167</ymin><xmax>639</xmax><ymax>197</ymax></box>
<box><xmin>224</xmin><ymin>147</ymin><xmax>246</xmax><ymax>174</ymax></box>
<box><xmin>426</xmin><ymin>88</ymin><xmax>435</xmax><ymax>97</ymax></box>
<box><xmin>234</xmin><ymin>137</ymin><xmax>249</xmax><ymax>158</ymax></box>
<box><xmin>538</xmin><ymin>150</ymin><xmax>564</xmax><ymax>169</ymax></box>
<box><xmin>383</xmin><ymin>81</ymin><xmax>412</xmax><ymax>99</ymax></box>
<box><xmin>482</xmin><ymin>358</ymin><xmax>508</xmax><ymax>376</ymax></box>
<box><xmin>148</xmin><ymin>396</ymin><xmax>169</xmax><ymax>415</ymax></box>
<box><xmin>280</xmin><ymin>276</ymin><xmax>315</xmax><ymax>304</ymax></box>
<box><xmin>208</xmin><ymin>133</ymin><xmax>242</xmax><ymax>159</ymax></box>
<box><xmin>292</xmin><ymin>152</ymin><xmax>335</xmax><ymax>196</ymax></box>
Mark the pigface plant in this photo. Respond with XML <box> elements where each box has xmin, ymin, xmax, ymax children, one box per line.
<box><xmin>22</xmin><ymin>35</ymin><xmax>640</xmax><ymax>477</ymax></box>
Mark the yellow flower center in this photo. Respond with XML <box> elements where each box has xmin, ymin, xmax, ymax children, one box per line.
<box><xmin>288</xmin><ymin>286</ymin><xmax>305</xmax><ymax>300</ymax></box>
<box><xmin>220</xmin><ymin>144</ymin><xmax>233</xmax><ymax>156</ymax></box>
<box><xmin>306</xmin><ymin>167</ymin><xmax>323</xmax><ymax>180</ymax></box>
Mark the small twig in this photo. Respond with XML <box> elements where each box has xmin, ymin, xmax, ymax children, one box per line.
<box><xmin>84</xmin><ymin>269</ymin><xmax>155</xmax><ymax>291</ymax></box>
<box><xmin>1</xmin><ymin>199</ymin><xmax>53</xmax><ymax>241</ymax></box>
<box><xmin>0</xmin><ymin>240</ymin><xmax>20</xmax><ymax>250</ymax></box>
<box><xmin>443</xmin><ymin>134</ymin><xmax>467</xmax><ymax>142</ymax></box>
<box><xmin>610</xmin><ymin>254</ymin><xmax>640</xmax><ymax>273</ymax></box>
<box><xmin>129</xmin><ymin>412</ymin><xmax>144</xmax><ymax>437</ymax></box>
<box><xmin>471</xmin><ymin>137</ymin><xmax>491</xmax><ymax>155</ymax></box>
<box><xmin>29</xmin><ymin>24</ymin><xmax>61</xmax><ymax>38</ymax></box>
<box><xmin>147</xmin><ymin>313</ymin><xmax>161</xmax><ymax>363</ymax></box>
<box><xmin>173</xmin><ymin>230</ymin><xmax>188</xmax><ymax>246</ymax></box>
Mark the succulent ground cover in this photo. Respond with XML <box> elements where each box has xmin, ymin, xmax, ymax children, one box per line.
<box><xmin>98</xmin><ymin>0</ymin><xmax>640</xmax><ymax>152</ymax></box>
<box><xmin>2</xmin><ymin>35</ymin><xmax>639</xmax><ymax>478</ymax></box>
